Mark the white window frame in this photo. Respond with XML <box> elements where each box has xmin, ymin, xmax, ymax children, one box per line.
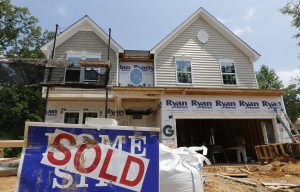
<box><xmin>65</xmin><ymin>53</ymin><xmax>83</xmax><ymax>82</ymax></box>
<box><xmin>175</xmin><ymin>58</ymin><xmax>193</xmax><ymax>85</ymax></box>
<box><xmin>219</xmin><ymin>59</ymin><xmax>238</xmax><ymax>86</ymax></box>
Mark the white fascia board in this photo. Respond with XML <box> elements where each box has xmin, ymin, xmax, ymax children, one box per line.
<box><xmin>40</xmin><ymin>16</ymin><xmax>124</xmax><ymax>58</ymax></box>
<box><xmin>151</xmin><ymin>7</ymin><xmax>260</xmax><ymax>63</ymax></box>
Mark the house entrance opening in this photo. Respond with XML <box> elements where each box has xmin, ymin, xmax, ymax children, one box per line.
<box><xmin>176</xmin><ymin>119</ymin><xmax>274</xmax><ymax>163</ymax></box>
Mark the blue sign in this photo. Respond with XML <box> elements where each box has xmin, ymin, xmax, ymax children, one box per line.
<box><xmin>17</xmin><ymin>122</ymin><xmax>159</xmax><ymax>192</ymax></box>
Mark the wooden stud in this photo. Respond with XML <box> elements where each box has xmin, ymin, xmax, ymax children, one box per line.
<box><xmin>216</xmin><ymin>174</ymin><xmax>257</xmax><ymax>187</ymax></box>
<box><xmin>0</xmin><ymin>149</ymin><xmax>3</xmax><ymax>158</ymax></box>
<box><xmin>273</xmin><ymin>145</ymin><xmax>280</xmax><ymax>156</ymax></box>
<box><xmin>279</xmin><ymin>144</ymin><xmax>287</xmax><ymax>156</ymax></box>
<box><xmin>0</xmin><ymin>140</ymin><xmax>24</xmax><ymax>148</ymax></box>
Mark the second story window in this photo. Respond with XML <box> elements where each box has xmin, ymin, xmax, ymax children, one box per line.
<box><xmin>65</xmin><ymin>52</ymin><xmax>101</xmax><ymax>83</ymax></box>
<box><xmin>68</xmin><ymin>57</ymin><xmax>81</xmax><ymax>67</ymax></box>
<box><xmin>84</xmin><ymin>57</ymin><xmax>101</xmax><ymax>82</ymax></box>
<box><xmin>65</xmin><ymin>54</ymin><xmax>82</xmax><ymax>82</ymax></box>
<box><xmin>176</xmin><ymin>59</ymin><xmax>192</xmax><ymax>84</ymax></box>
<box><xmin>220</xmin><ymin>59</ymin><xmax>237</xmax><ymax>85</ymax></box>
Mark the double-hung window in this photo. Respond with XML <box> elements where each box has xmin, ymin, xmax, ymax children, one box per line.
<box><xmin>176</xmin><ymin>59</ymin><xmax>192</xmax><ymax>84</ymax></box>
<box><xmin>220</xmin><ymin>59</ymin><xmax>237</xmax><ymax>85</ymax></box>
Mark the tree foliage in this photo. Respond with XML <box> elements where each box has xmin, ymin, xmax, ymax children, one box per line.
<box><xmin>0</xmin><ymin>0</ymin><xmax>54</xmax><ymax>58</ymax></box>
<box><xmin>280</xmin><ymin>1</ymin><xmax>300</xmax><ymax>121</ymax></box>
<box><xmin>0</xmin><ymin>83</ymin><xmax>44</xmax><ymax>139</ymax></box>
<box><xmin>256</xmin><ymin>65</ymin><xmax>283</xmax><ymax>90</ymax></box>
<box><xmin>281</xmin><ymin>0</ymin><xmax>300</xmax><ymax>45</ymax></box>
<box><xmin>0</xmin><ymin>1</ymin><xmax>53</xmax><ymax>145</ymax></box>
<box><xmin>256</xmin><ymin>65</ymin><xmax>300</xmax><ymax>121</ymax></box>
<box><xmin>283</xmin><ymin>83</ymin><xmax>300</xmax><ymax>121</ymax></box>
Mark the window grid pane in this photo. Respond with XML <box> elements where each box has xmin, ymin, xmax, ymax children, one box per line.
<box><xmin>176</xmin><ymin>61</ymin><xmax>191</xmax><ymax>72</ymax></box>
<box><xmin>222</xmin><ymin>74</ymin><xmax>236</xmax><ymax>85</ymax></box>
<box><xmin>82</xmin><ymin>112</ymin><xmax>98</xmax><ymax>124</ymax></box>
<box><xmin>68</xmin><ymin>57</ymin><xmax>81</xmax><ymax>67</ymax></box>
<box><xmin>64</xmin><ymin>112</ymin><xmax>79</xmax><ymax>124</ymax></box>
<box><xmin>177</xmin><ymin>73</ymin><xmax>192</xmax><ymax>83</ymax></box>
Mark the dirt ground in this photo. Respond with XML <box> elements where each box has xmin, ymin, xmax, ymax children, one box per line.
<box><xmin>1</xmin><ymin>161</ymin><xmax>300</xmax><ymax>192</ymax></box>
<box><xmin>204</xmin><ymin>160</ymin><xmax>300</xmax><ymax>192</ymax></box>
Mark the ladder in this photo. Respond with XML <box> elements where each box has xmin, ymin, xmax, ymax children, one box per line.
<box><xmin>274</xmin><ymin>107</ymin><xmax>300</xmax><ymax>143</ymax></box>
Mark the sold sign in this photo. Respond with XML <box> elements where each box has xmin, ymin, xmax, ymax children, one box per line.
<box><xmin>41</xmin><ymin>129</ymin><xmax>149</xmax><ymax>192</ymax></box>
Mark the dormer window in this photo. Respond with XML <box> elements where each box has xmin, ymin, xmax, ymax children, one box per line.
<box><xmin>220</xmin><ymin>59</ymin><xmax>237</xmax><ymax>85</ymax></box>
<box><xmin>176</xmin><ymin>59</ymin><xmax>192</xmax><ymax>84</ymax></box>
<box><xmin>65</xmin><ymin>52</ymin><xmax>101</xmax><ymax>83</ymax></box>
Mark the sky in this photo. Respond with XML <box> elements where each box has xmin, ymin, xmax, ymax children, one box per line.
<box><xmin>11</xmin><ymin>0</ymin><xmax>300</xmax><ymax>87</ymax></box>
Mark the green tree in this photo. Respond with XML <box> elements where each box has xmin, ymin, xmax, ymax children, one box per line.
<box><xmin>281</xmin><ymin>0</ymin><xmax>300</xmax><ymax>45</ymax></box>
<box><xmin>256</xmin><ymin>65</ymin><xmax>300</xmax><ymax>122</ymax></box>
<box><xmin>256</xmin><ymin>65</ymin><xmax>284</xmax><ymax>89</ymax></box>
<box><xmin>280</xmin><ymin>1</ymin><xmax>300</xmax><ymax>121</ymax></box>
<box><xmin>283</xmin><ymin>83</ymin><xmax>300</xmax><ymax>121</ymax></box>
<box><xmin>0</xmin><ymin>83</ymin><xmax>44</xmax><ymax>139</ymax></box>
<box><xmin>0</xmin><ymin>1</ymin><xmax>53</xmax><ymax>150</ymax></box>
<box><xmin>0</xmin><ymin>0</ymin><xmax>54</xmax><ymax>58</ymax></box>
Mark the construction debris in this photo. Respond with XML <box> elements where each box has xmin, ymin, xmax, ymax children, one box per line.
<box><xmin>204</xmin><ymin>160</ymin><xmax>300</xmax><ymax>192</ymax></box>
<box><xmin>262</xmin><ymin>182</ymin><xmax>300</xmax><ymax>190</ymax></box>
<box><xmin>215</xmin><ymin>174</ymin><xmax>257</xmax><ymax>187</ymax></box>
<box><xmin>239</xmin><ymin>168</ymin><xmax>253</xmax><ymax>175</ymax></box>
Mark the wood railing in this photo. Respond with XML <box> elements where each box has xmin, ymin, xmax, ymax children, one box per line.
<box><xmin>0</xmin><ymin>140</ymin><xmax>24</xmax><ymax>158</ymax></box>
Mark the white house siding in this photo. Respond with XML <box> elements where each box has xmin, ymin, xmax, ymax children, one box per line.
<box><xmin>53</xmin><ymin>31</ymin><xmax>117</xmax><ymax>85</ymax></box>
<box><xmin>156</xmin><ymin>17</ymin><xmax>257</xmax><ymax>88</ymax></box>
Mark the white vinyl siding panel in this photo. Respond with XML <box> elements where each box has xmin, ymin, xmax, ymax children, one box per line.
<box><xmin>156</xmin><ymin>17</ymin><xmax>257</xmax><ymax>88</ymax></box>
<box><xmin>54</xmin><ymin>31</ymin><xmax>117</xmax><ymax>85</ymax></box>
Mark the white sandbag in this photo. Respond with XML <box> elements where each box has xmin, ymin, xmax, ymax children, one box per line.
<box><xmin>159</xmin><ymin>144</ymin><xmax>211</xmax><ymax>192</ymax></box>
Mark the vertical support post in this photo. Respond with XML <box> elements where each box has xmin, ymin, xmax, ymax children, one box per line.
<box><xmin>108</xmin><ymin>28</ymin><xmax>111</xmax><ymax>61</ymax></box>
<box><xmin>105</xmin><ymin>87</ymin><xmax>108</xmax><ymax>118</ymax></box>
<box><xmin>105</xmin><ymin>28</ymin><xmax>111</xmax><ymax>119</ymax></box>
<box><xmin>44</xmin><ymin>24</ymin><xmax>58</xmax><ymax>122</ymax></box>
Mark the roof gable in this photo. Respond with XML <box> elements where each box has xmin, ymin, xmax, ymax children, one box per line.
<box><xmin>40</xmin><ymin>16</ymin><xmax>124</xmax><ymax>57</ymax></box>
<box><xmin>151</xmin><ymin>8</ymin><xmax>260</xmax><ymax>62</ymax></box>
